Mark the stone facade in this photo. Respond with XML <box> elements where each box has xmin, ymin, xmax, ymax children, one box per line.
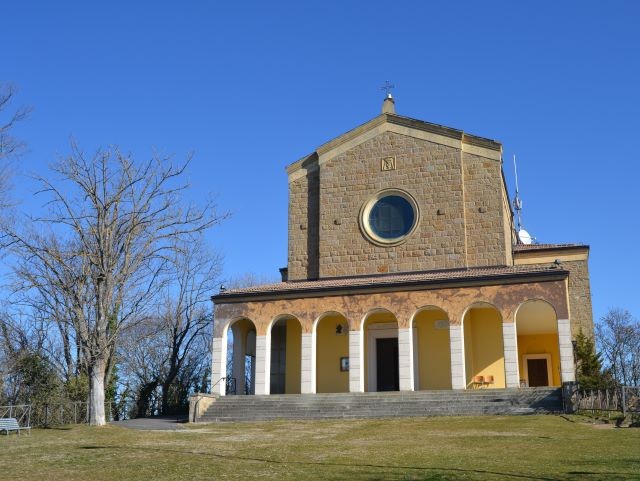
<box><xmin>288</xmin><ymin>157</ymin><xmax>319</xmax><ymax>280</ymax></box>
<box><xmin>288</xmin><ymin>116</ymin><xmax>513</xmax><ymax>281</ymax></box>
<box><xmin>563</xmin><ymin>259</ymin><xmax>594</xmax><ymax>337</ymax></box>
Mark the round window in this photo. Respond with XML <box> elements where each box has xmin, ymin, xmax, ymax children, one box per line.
<box><xmin>360</xmin><ymin>189</ymin><xmax>419</xmax><ymax>246</ymax></box>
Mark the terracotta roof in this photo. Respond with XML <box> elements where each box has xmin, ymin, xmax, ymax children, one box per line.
<box><xmin>213</xmin><ymin>264</ymin><xmax>567</xmax><ymax>301</ymax></box>
<box><xmin>513</xmin><ymin>243</ymin><xmax>588</xmax><ymax>251</ymax></box>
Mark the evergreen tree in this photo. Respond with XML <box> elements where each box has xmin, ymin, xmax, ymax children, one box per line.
<box><xmin>574</xmin><ymin>330</ymin><xmax>607</xmax><ymax>390</ymax></box>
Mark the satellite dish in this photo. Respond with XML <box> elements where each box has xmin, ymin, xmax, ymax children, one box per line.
<box><xmin>518</xmin><ymin>229</ymin><xmax>533</xmax><ymax>245</ymax></box>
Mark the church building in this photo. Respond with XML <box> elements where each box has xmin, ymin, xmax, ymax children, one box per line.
<box><xmin>210</xmin><ymin>95</ymin><xmax>593</xmax><ymax>398</ymax></box>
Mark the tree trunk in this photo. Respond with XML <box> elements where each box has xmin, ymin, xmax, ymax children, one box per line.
<box><xmin>89</xmin><ymin>360</ymin><xmax>107</xmax><ymax>426</ymax></box>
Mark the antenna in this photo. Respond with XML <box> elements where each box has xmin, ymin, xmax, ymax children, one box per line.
<box><xmin>512</xmin><ymin>155</ymin><xmax>523</xmax><ymax>231</ymax></box>
<box><xmin>512</xmin><ymin>155</ymin><xmax>534</xmax><ymax>245</ymax></box>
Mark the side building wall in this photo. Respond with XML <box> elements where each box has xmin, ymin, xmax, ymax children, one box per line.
<box><xmin>513</xmin><ymin>248</ymin><xmax>594</xmax><ymax>337</ymax></box>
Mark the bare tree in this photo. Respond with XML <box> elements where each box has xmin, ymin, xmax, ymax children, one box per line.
<box><xmin>597</xmin><ymin>308</ymin><xmax>640</xmax><ymax>387</ymax></box>
<box><xmin>156</xmin><ymin>237</ymin><xmax>220</xmax><ymax>413</ymax></box>
<box><xmin>4</xmin><ymin>144</ymin><xmax>226</xmax><ymax>425</ymax></box>
<box><xmin>0</xmin><ymin>82</ymin><xmax>30</xmax><ymax>208</ymax></box>
<box><xmin>118</xmin><ymin>237</ymin><xmax>220</xmax><ymax>415</ymax></box>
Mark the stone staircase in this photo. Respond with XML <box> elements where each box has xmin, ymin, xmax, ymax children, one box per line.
<box><xmin>195</xmin><ymin>388</ymin><xmax>563</xmax><ymax>423</ymax></box>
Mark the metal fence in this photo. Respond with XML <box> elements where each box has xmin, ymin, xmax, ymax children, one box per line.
<box><xmin>0</xmin><ymin>404</ymin><xmax>31</xmax><ymax>427</ymax></box>
<box><xmin>1</xmin><ymin>401</ymin><xmax>134</xmax><ymax>427</ymax></box>
<box><xmin>574</xmin><ymin>386</ymin><xmax>640</xmax><ymax>416</ymax></box>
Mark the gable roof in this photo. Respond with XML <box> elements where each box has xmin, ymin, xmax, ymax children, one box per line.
<box><xmin>287</xmin><ymin>112</ymin><xmax>503</xmax><ymax>177</ymax></box>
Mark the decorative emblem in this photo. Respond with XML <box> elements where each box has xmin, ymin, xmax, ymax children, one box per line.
<box><xmin>381</xmin><ymin>156</ymin><xmax>396</xmax><ymax>171</ymax></box>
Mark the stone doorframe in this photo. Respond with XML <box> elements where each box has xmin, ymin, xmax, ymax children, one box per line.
<box><xmin>365</xmin><ymin>323</ymin><xmax>418</xmax><ymax>392</ymax></box>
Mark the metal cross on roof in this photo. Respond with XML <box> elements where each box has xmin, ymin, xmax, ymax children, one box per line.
<box><xmin>380</xmin><ymin>80</ymin><xmax>395</xmax><ymax>97</ymax></box>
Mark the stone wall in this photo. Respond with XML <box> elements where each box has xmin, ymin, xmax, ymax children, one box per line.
<box><xmin>462</xmin><ymin>151</ymin><xmax>511</xmax><ymax>267</ymax></box>
<box><xmin>563</xmin><ymin>259</ymin><xmax>594</xmax><ymax>337</ymax></box>
<box><xmin>288</xmin><ymin>162</ymin><xmax>319</xmax><ymax>280</ymax></box>
<box><xmin>287</xmin><ymin>130</ymin><xmax>511</xmax><ymax>279</ymax></box>
<box><xmin>318</xmin><ymin>131</ymin><xmax>466</xmax><ymax>277</ymax></box>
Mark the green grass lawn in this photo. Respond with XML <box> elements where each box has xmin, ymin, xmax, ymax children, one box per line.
<box><xmin>1</xmin><ymin>415</ymin><xmax>639</xmax><ymax>481</ymax></box>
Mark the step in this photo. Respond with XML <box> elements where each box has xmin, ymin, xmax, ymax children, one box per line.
<box><xmin>196</xmin><ymin>388</ymin><xmax>563</xmax><ymax>423</ymax></box>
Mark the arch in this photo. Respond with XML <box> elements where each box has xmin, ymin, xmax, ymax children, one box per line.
<box><xmin>461</xmin><ymin>301</ymin><xmax>503</xmax><ymax>323</ymax></box>
<box><xmin>268</xmin><ymin>314</ymin><xmax>302</xmax><ymax>394</ymax></box>
<box><xmin>411</xmin><ymin>306</ymin><xmax>451</xmax><ymax>390</ymax></box>
<box><xmin>515</xmin><ymin>299</ymin><xmax>561</xmax><ymax>387</ymax></box>
<box><xmin>225</xmin><ymin>317</ymin><xmax>257</xmax><ymax>395</ymax></box>
<box><xmin>315</xmin><ymin>311</ymin><xmax>349</xmax><ymax>393</ymax></box>
<box><xmin>409</xmin><ymin>305</ymin><xmax>451</xmax><ymax>328</ymax></box>
<box><xmin>362</xmin><ymin>308</ymin><xmax>399</xmax><ymax>392</ymax></box>
<box><xmin>313</xmin><ymin>310</ymin><xmax>349</xmax><ymax>333</ymax></box>
<box><xmin>462</xmin><ymin>302</ymin><xmax>505</xmax><ymax>389</ymax></box>
<box><xmin>359</xmin><ymin>307</ymin><xmax>396</xmax><ymax>332</ymax></box>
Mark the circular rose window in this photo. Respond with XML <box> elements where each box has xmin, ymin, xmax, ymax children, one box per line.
<box><xmin>360</xmin><ymin>189</ymin><xmax>419</xmax><ymax>246</ymax></box>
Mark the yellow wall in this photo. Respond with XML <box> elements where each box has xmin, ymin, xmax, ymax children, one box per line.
<box><xmin>230</xmin><ymin>319</ymin><xmax>256</xmax><ymax>339</ymax></box>
<box><xmin>517</xmin><ymin>334</ymin><xmax>561</xmax><ymax>387</ymax></box>
<box><xmin>463</xmin><ymin>308</ymin><xmax>505</xmax><ymax>388</ymax></box>
<box><xmin>316</xmin><ymin>314</ymin><xmax>349</xmax><ymax>393</ymax></box>
<box><xmin>363</xmin><ymin>311</ymin><xmax>398</xmax><ymax>392</ymax></box>
<box><xmin>285</xmin><ymin>318</ymin><xmax>302</xmax><ymax>394</ymax></box>
<box><xmin>414</xmin><ymin>310</ymin><xmax>451</xmax><ymax>390</ymax></box>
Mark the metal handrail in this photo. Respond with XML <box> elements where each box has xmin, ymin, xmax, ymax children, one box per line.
<box><xmin>211</xmin><ymin>376</ymin><xmax>227</xmax><ymax>391</ymax></box>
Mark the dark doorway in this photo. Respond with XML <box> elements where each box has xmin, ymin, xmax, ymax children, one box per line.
<box><xmin>527</xmin><ymin>358</ymin><xmax>549</xmax><ymax>387</ymax></box>
<box><xmin>376</xmin><ymin>337</ymin><xmax>399</xmax><ymax>391</ymax></box>
<box><xmin>270</xmin><ymin>324</ymin><xmax>286</xmax><ymax>394</ymax></box>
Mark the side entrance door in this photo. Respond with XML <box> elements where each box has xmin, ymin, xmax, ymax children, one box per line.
<box><xmin>527</xmin><ymin>358</ymin><xmax>549</xmax><ymax>387</ymax></box>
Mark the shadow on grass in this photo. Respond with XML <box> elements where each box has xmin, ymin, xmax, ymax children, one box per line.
<box><xmin>76</xmin><ymin>444</ymin><xmax>588</xmax><ymax>481</ymax></box>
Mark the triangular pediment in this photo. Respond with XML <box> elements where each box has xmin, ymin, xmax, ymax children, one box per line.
<box><xmin>287</xmin><ymin>113</ymin><xmax>502</xmax><ymax>178</ymax></box>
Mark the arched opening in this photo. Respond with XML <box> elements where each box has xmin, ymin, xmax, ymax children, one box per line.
<box><xmin>412</xmin><ymin>307</ymin><xmax>451</xmax><ymax>390</ymax></box>
<box><xmin>225</xmin><ymin>318</ymin><xmax>257</xmax><ymax>395</ymax></box>
<box><xmin>363</xmin><ymin>309</ymin><xmax>399</xmax><ymax>392</ymax></box>
<box><xmin>462</xmin><ymin>303</ymin><xmax>505</xmax><ymax>389</ymax></box>
<box><xmin>315</xmin><ymin>312</ymin><xmax>349</xmax><ymax>393</ymax></box>
<box><xmin>269</xmin><ymin>316</ymin><xmax>302</xmax><ymax>394</ymax></box>
<box><xmin>515</xmin><ymin>300</ymin><xmax>561</xmax><ymax>387</ymax></box>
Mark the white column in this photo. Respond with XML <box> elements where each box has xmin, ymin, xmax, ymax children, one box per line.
<box><xmin>211</xmin><ymin>336</ymin><xmax>227</xmax><ymax>396</ymax></box>
<box><xmin>301</xmin><ymin>332</ymin><xmax>315</xmax><ymax>394</ymax></box>
<box><xmin>502</xmin><ymin>322</ymin><xmax>520</xmax><ymax>388</ymax></box>
<box><xmin>398</xmin><ymin>328</ymin><xmax>414</xmax><ymax>391</ymax></box>
<box><xmin>254</xmin><ymin>334</ymin><xmax>271</xmax><ymax>395</ymax></box>
<box><xmin>349</xmin><ymin>330</ymin><xmax>363</xmax><ymax>392</ymax></box>
<box><xmin>558</xmin><ymin>319</ymin><xmax>576</xmax><ymax>382</ymax></box>
<box><xmin>449</xmin><ymin>324</ymin><xmax>466</xmax><ymax>389</ymax></box>
<box><xmin>231</xmin><ymin>326</ymin><xmax>246</xmax><ymax>395</ymax></box>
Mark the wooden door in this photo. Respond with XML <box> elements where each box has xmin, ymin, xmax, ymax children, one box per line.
<box><xmin>527</xmin><ymin>358</ymin><xmax>549</xmax><ymax>387</ymax></box>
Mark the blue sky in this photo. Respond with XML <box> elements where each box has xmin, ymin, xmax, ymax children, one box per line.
<box><xmin>2</xmin><ymin>1</ymin><xmax>639</xmax><ymax>323</ymax></box>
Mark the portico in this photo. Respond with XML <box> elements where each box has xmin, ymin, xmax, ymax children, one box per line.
<box><xmin>211</xmin><ymin>266</ymin><xmax>576</xmax><ymax>396</ymax></box>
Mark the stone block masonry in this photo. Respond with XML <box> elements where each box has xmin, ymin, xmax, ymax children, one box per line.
<box><xmin>288</xmin><ymin>130</ymin><xmax>511</xmax><ymax>280</ymax></box>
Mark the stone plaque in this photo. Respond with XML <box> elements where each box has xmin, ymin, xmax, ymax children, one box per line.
<box><xmin>381</xmin><ymin>156</ymin><xmax>396</xmax><ymax>171</ymax></box>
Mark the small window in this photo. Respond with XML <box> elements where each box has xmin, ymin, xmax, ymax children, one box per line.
<box><xmin>360</xmin><ymin>189</ymin><xmax>419</xmax><ymax>246</ymax></box>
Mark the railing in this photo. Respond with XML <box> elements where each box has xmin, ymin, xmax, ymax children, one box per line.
<box><xmin>210</xmin><ymin>376</ymin><xmax>237</xmax><ymax>395</ymax></box>
<box><xmin>573</xmin><ymin>386</ymin><xmax>640</xmax><ymax>416</ymax></box>
<box><xmin>210</xmin><ymin>376</ymin><xmax>227</xmax><ymax>393</ymax></box>
<box><xmin>621</xmin><ymin>386</ymin><xmax>640</xmax><ymax>417</ymax></box>
<box><xmin>1</xmin><ymin>401</ymin><xmax>133</xmax><ymax>427</ymax></box>
<box><xmin>0</xmin><ymin>404</ymin><xmax>31</xmax><ymax>427</ymax></box>
<box><xmin>226</xmin><ymin>377</ymin><xmax>237</xmax><ymax>395</ymax></box>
